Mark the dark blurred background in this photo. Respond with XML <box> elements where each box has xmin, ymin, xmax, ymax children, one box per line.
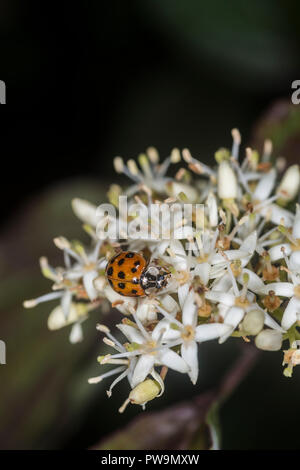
<box><xmin>1</xmin><ymin>0</ymin><xmax>300</xmax><ymax>450</ymax></box>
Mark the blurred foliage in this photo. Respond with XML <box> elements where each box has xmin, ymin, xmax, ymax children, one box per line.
<box><xmin>95</xmin><ymin>346</ymin><xmax>258</xmax><ymax>450</ymax></box>
<box><xmin>251</xmin><ymin>100</ymin><xmax>300</xmax><ymax>164</ymax></box>
<box><xmin>0</xmin><ymin>180</ymin><xmax>107</xmax><ymax>449</ymax></box>
<box><xmin>97</xmin><ymin>397</ymin><xmax>216</xmax><ymax>451</ymax></box>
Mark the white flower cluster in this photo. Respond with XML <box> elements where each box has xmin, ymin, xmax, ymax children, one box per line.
<box><xmin>24</xmin><ymin>129</ymin><xmax>300</xmax><ymax>412</ymax></box>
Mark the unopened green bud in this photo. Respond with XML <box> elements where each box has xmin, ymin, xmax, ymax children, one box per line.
<box><xmin>242</xmin><ymin>309</ymin><xmax>264</xmax><ymax>335</ymax></box>
<box><xmin>119</xmin><ymin>379</ymin><xmax>161</xmax><ymax>413</ymax></box>
<box><xmin>129</xmin><ymin>379</ymin><xmax>161</xmax><ymax>405</ymax></box>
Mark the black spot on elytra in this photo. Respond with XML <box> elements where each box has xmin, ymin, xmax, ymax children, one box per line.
<box><xmin>118</xmin><ymin>271</ymin><xmax>125</xmax><ymax>279</ymax></box>
<box><xmin>125</xmin><ymin>252</ymin><xmax>134</xmax><ymax>258</ymax></box>
<box><xmin>118</xmin><ymin>258</ymin><xmax>125</xmax><ymax>266</ymax></box>
<box><xmin>131</xmin><ymin>267</ymin><xmax>137</xmax><ymax>273</ymax></box>
<box><xmin>118</xmin><ymin>282</ymin><xmax>125</xmax><ymax>289</ymax></box>
<box><xmin>107</xmin><ymin>266</ymin><xmax>113</xmax><ymax>276</ymax></box>
<box><xmin>132</xmin><ymin>278</ymin><xmax>139</xmax><ymax>284</ymax></box>
<box><xmin>131</xmin><ymin>289</ymin><xmax>137</xmax><ymax>294</ymax></box>
<box><xmin>134</xmin><ymin>261</ymin><xmax>140</xmax><ymax>266</ymax></box>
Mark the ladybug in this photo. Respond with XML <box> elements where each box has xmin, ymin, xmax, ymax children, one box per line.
<box><xmin>105</xmin><ymin>251</ymin><xmax>170</xmax><ymax>297</ymax></box>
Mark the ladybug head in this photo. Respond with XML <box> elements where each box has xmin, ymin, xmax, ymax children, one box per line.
<box><xmin>140</xmin><ymin>263</ymin><xmax>170</xmax><ymax>295</ymax></box>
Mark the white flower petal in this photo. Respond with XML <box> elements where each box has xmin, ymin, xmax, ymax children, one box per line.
<box><xmin>262</xmin><ymin>282</ymin><xmax>294</xmax><ymax>297</ymax></box>
<box><xmin>159</xmin><ymin>294</ymin><xmax>179</xmax><ymax>314</ymax></box>
<box><xmin>136</xmin><ymin>301</ymin><xmax>157</xmax><ymax>323</ymax></box>
<box><xmin>260</xmin><ymin>204</ymin><xmax>293</xmax><ymax>227</ymax></box>
<box><xmin>132</xmin><ymin>354</ymin><xmax>155</xmax><ymax>387</ymax></box>
<box><xmin>182</xmin><ymin>291</ymin><xmax>197</xmax><ymax>327</ymax></box>
<box><xmin>212</xmin><ymin>273</ymin><xmax>232</xmax><ymax>292</ymax></box>
<box><xmin>169</xmin><ymin>239</ymin><xmax>188</xmax><ymax>270</ymax></box>
<box><xmin>209</xmin><ymin>265</ymin><xmax>227</xmax><ymax>280</ymax></box>
<box><xmin>173</xmin><ymin>225</ymin><xmax>194</xmax><ymax>240</ymax></box>
<box><xmin>205</xmin><ymin>291</ymin><xmax>235</xmax><ymax>306</ymax></box>
<box><xmin>117</xmin><ymin>324</ymin><xmax>145</xmax><ymax>344</ymax></box>
<box><xmin>83</xmin><ymin>270</ymin><xmax>99</xmax><ymax>301</ymax></box>
<box><xmin>290</xmin><ymin>251</ymin><xmax>300</xmax><ymax>271</ymax></box>
<box><xmin>194</xmin><ymin>262</ymin><xmax>210</xmax><ymax>286</ymax></box>
<box><xmin>219</xmin><ymin>307</ymin><xmax>244</xmax><ymax>343</ymax></box>
<box><xmin>218</xmin><ymin>303</ymin><xmax>230</xmax><ymax>319</ymax></box>
<box><xmin>127</xmin><ymin>357</ymin><xmax>138</xmax><ymax>388</ymax></box>
<box><xmin>211</xmin><ymin>250</ymin><xmax>248</xmax><ymax>264</ymax></box>
<box><xmin>239</xmin><ymin>231</ymin><xmax>257</xmax><ymax>254</ymax></box>
<box><xmin>157</xmin><ymin>349</ymin><xmax>189</xmax><ymax>373</ymax></box>
<box><xmin>61</xmin><ymin>290</ymin><xmax>72</xmax><ymax>319</ymax></box>
<box><xmin>69</xmin><ymin>322</ymin><xmax>83</xmax><ymax>343</ymax></box>
<box><xmin>253</xmin><ymin>169</ymin><xmax>276</xmax><ymax>201</ymax></box>
<box><xmin>65</xmin><ymin>270</ymin><xmax>84</xmax><ymax>280</ymax></box>
<box><xmin>152</xmin><ymin>318</ymin><xmax>181</xmax><ymax>342</ymax></box>
<box><xmin>181</xmin><ymin>341</ymin><xmax>198</xmax><ymax>384</ymax></box>
<box><xmin>104</xmin><ymin>285</ymin><xmax>137</xmax><ymax>315</ymax></box>
<box><xmin>153</xmin><ymin>240</ymin><xmax>170</xmax><ymax>256</ymax></box>
<box><xmin>178</xmin><ymin>283</ymin><xmax>189</xmax><ymax>310</ymax></box>
<box><xmin>268</xmin><ymin>243</ymin><xmax>291</xmax><ymax>262</ymax></box>
<box><xmin>293</xmin><ymin>206</ymin><xmax>300</xmax><ymax>239</ymax></box>
<box><xmin>264</xmin><ymin>311</ymin><xmax>285</xmax><ymax>332</ymax></box>
<box><xmin>281</xmin><ymin>296</ymin><xmax>300</xmax><ymax>331</ymax></box>
<box><xmin>195</xmin><ymin>323</ymin><xmax>232</xmax><ymax>342</ymax></box>
<box><xmin>238</xmin><ymin>269</ymin><xmax>265</xmax><ymax>294</ymax></box>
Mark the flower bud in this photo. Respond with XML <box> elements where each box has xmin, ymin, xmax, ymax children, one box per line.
<box><xmin>165</xmin><ymin>181</ymin><xmax>198</xmax><ymax>203</ymax></box>
<box><xmin>217</xmin><ymin>160</ymin><xmax>238</xmax><ymax>199</ymax></box>
<box><xmin>119</xmin><ymin>379</ymin><xmax>161</xmax><ymax>413</ymax></box>
<box><xmin>146</xmin><ymin>146</ymin><xmax>159</xmax><ymax>163</ymax></box>
<box><xmin>71</xmin><ymin>198</ymin><xmax>98</xmax><ymax>227</ymax></box>
<box><xmin>255</xmin><ymin>329</ymin><xmax>282</xmax><ymax>351</ymax></box>
<box><xmin>206</xmin><ymin>192</ymin><xmax>218</xmax><ymax>227</ymax></box>
<box><xmin>47</xmin><ymin>303</ymin><xmax>88</xmax><ymax>330</ymax></box>
<box><xmin>242</xmin><ymin>309</ymin><xmax>264</xmax><ymax>335</ymax></box>
<box><xmin>129</xmin><ymin>379</ymin><xmax>161</xmax><ymax>405</ymax></box>
<box><xmin>277</xmin><ymin>165</ymin><xmax>300</xmax><ymax>203</ymax></box>
<box><xmin>170</xmin><ymin>147</ymin><xmax>181</xmax><ymax>163</ymax></box>
<box><xmin>113</xmin><ymin>156</ymin><xmax>124</xmax><ymax>173</ymax></box>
